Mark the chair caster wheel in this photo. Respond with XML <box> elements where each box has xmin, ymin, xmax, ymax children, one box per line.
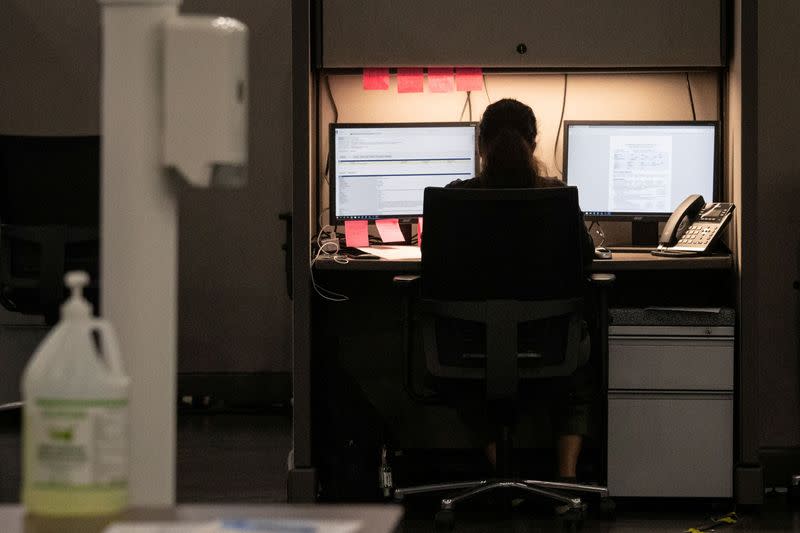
<box><xmin>599</xmin><ymin>497</ymin><xmax>616</xmax><ymax>518</ymax></box>
<box><xmin>558</xmin><ymin>509</ymin><xmax>584</xmax><ymax>532</ymax></box>
<box><xmin>435</xmin><ymin>509</ymin><xmax>455</xmax><ymax>531</ymax></box>
<box><xmin>556</xmin><ymin>504</ymin><xmax>585</xmax><ymax>532</ymax></box>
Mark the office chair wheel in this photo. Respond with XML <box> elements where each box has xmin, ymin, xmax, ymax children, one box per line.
<box><xmin>557</xmin><ymin>507</ymin><xmax>585</xmax><ymax>532</ymax></box>
<box><xmin>599</xmin><ymin>496</ymin><xmax>616</xmax><ymax>518</ymax></box>
<box><xmin>435</xmin><ymin>509</ymin><xmax>455</xmax><ymax>531</ymax></box>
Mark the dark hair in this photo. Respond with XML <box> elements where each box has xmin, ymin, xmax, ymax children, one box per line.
<box><xmin>478</xmin><ymin>98</ymin><xmax>546</xmax><ymax>187</ymax></box>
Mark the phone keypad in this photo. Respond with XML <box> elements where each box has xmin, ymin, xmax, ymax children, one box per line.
<box><xmin>678</xmin><ymin>224</ymin><xmax>715</xmax><ymax>247</ymax></box>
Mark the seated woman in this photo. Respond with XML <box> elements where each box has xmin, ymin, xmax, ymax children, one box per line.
<box><xmin>447</xmin><ymin>98</ymin><xmax>595</xmax><ymax>482</ymax></box>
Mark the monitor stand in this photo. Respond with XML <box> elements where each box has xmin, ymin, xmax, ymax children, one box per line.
<box><xmin>631</xmin><ymin>220</ymin><xmax>659</xmax><ymax>247</ymax></box>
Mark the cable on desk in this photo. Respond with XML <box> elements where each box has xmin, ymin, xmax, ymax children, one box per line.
<box><xmin>587</xmin><ymin>220</ymin><xmax>606</xmax><ymax>247</ymax></box>
<box><xmin>317</xmin><ymin>224</ymin><xmax>336</xmax><ymax>249</ymax></box>
<box><xmin>310</xmin><ymin>228</ymin><xmax>349</xmax><ymax>302</ymax></box>
<box><xmin>318</xmin><ymin>225</ymin><xmax>349</xmax><ymax>265</ymax></box>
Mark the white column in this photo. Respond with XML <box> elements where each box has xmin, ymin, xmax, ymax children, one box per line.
<box><xmin>99</xmin><ymin>0</ymin><xmax>181</xmax><ymax>506</ymax></box>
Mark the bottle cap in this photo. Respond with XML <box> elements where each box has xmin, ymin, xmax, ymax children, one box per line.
<box><xmin>61</xmin><ymin>271</ymin><xmax>93</xmax><ymax>319</ymax></box>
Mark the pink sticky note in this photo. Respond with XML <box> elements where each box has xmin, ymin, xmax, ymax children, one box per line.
<box><xmin>427</xmin><ymin>67</ymin><xmax>454</xmax><ymax>93</ymax></box>
<box><xmin>397</xmin><ymin>67</ymin><xmax>424</xmax><ymax>93</ymax></box>
<box><xmin>362</xmin><ymin>68</ymin><xmax>389</xmax><ymax>90</ymax></box>
<box><xmin>344</xmin><ymin>220</ymin><xmax>369</xmax><ymax>247</ymax></box>
<box><xmin>417</xmin><ymin>217</ymin><xmax>423</xmax><ymax>248</ymax></box>
<box><xmin>375</xmin><ymin>218</ymin><xmax>405</xmax><ymax>243</ymax></box>
<box><xmin>455</xmin><ymin>67</ymin><xmax>484</xmax><ymax>91</ymax></box>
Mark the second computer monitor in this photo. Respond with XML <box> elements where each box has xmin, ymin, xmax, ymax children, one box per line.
<box><xmin>564</xmin><ymin>121</ymin><xmax>719</xmax><ymax>219</ymax></box>
<box><xmin>330</xmin><ymin>122</ymin><xmax>478</xmax><ymax>222</ymax></box>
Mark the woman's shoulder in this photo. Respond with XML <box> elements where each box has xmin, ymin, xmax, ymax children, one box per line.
<box><xmin>537</xmin><ymin>176</ymin><xmax>566</xmax><ymax>188</ymax></box>
<box><xmin>445</xmin><ymin>177</ymin><xmax>482</xmax><ymax>188</ymax></box>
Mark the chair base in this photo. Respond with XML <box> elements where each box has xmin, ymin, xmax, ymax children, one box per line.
<box><xmin>394</xmin><ymin>478</ymin><xmax>608</xmax><ymax>512</ymax></box>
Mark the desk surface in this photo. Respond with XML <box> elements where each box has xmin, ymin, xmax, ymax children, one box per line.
<box><xmin>0</xmin><ymin>504</ymin><xmax>403</xmax><ymax>533</ymax></box>
<box><xmin>314</xmin><ymin>250</ymin><xmax>733</xmax><ymax>272</ymax></box>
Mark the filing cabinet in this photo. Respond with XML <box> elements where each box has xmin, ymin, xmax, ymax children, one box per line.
<box><xmin>606</xmin><ymin>319</ymin><xmax>734</xmax><ymax>498</ymax></box>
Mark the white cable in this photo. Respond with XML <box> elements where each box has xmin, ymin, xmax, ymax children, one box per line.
<box><xmin>310</xmin><ymin>230</ymin><xmax>349</xmax><ymax>302</ymax></box>
<box><xmin>587</xmin><ymin>220</ymin><xmax>606</xmax><ymax>247</ymax></box>
<box><xmin>317</xmin><ymin>224</ymin><xmax>336</xmax><ymax>249</ymax></box>
<box><xmin>318</xmin><ymin>207</ymin><xmax>331</xmax><ymax>229</ymax></box>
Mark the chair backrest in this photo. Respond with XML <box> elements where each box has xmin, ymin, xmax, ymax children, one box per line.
<box><xmin>418</xmin><ymin>186</ymin><xmax>590</xmax><ymax>393</ymax></box>
<box><xmin>421</xmin><ymin>186</ymin><xmax>587</xmax><ymax>301</ymax></box>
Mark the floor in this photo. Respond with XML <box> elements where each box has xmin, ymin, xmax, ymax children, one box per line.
<box><xmin>2</xmin><ymin>409</ymin><xmax>799</xmax><ymax>532</ymax></box>
<box><xmin>0</xmin><ymin>408</ymin><xmax>291</xmax><ymax>504</ymax></box>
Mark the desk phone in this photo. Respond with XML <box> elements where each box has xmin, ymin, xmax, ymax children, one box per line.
<box><xmin>653</xmin><ymin>195</ymin><xmax>735</xmax><ymax>256</ymax></box>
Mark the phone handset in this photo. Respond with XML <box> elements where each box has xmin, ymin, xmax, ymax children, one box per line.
<box><xmin>658</xmin><ymin>194</ymin><xmax>706</xmax><ymax>247</ymax></box>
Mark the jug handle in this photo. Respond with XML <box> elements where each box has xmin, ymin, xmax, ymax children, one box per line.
<box><xmin>91</xmin><ymin>320</ymin><xmax>126</xmax><ymax>377</ymax></box>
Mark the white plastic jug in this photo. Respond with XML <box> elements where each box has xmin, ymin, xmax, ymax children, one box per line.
<box><xmin>21</xmin><ymin>271</ymin><xmax>129</xmax><ymax>515</ymax></box>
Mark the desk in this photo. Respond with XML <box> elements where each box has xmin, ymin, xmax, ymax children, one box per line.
<box><xmin>308</xmin><ymin>250</ymin><xmax>734</xmax><ymax>499</ymax></box>
<box><xmin>313</xmin><ymin>250</ymin><xmax>733</xmax><ymax>273</ymax></box>
<box><xmin>0</xmin><ymin>504</ymin><xmax>403</xmax><ymax>533</ymax></box>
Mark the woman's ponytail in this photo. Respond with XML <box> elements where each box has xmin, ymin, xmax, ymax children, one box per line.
<box><xmin>481</xmin><ymin>128</ymin><xmax>537</xmax><ymax>187</ymax></box>
<box><xmin>477</xmin><ymin>98</ymin><xmax>546</xmax><ymax>187</ymax></box>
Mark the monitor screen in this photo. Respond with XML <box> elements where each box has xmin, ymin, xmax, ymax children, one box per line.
<box><xmin>564</xmin><ymin>121</ymin><xmax>718</xmax><ymax>219</ymax></box>
<box><xmin>330</xmin><ymin>122</ymin><xmax>478</xmax><ymax>221</ymax></box>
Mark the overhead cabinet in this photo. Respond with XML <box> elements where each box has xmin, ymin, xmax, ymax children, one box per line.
<box><xmin>318</xmin><ymin>0</ymin><xmax>724</xmax><ymax>69</ymax></box>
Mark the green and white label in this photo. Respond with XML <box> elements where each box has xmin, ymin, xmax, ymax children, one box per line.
<box><xmin>29</xmin><ymin>398</ymin><xmax>128</xmax><ymax>488</ymax></box>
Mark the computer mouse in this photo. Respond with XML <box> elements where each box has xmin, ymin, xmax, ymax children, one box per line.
<box><xmin>594</xmin><ymin>246</ymin><xmax>612</xmax><ymax>260</ymax></box>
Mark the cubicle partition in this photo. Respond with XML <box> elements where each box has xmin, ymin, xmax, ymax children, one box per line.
<box><xmin>290</xmin><ymin>0</ymin><xmax>757</xmax><ymax>504</ymax></box>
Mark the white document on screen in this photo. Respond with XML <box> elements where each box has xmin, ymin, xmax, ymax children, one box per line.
<box><xmin>608</xmin><ymin>135</ymin><xmax>672</xmax><ymax>213</ymax></box>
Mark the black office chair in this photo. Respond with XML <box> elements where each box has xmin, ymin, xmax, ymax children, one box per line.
<box><xmin>393</xmin><ymin>186</ymin><xmax>613</xmax><ymax>526</ymax></box>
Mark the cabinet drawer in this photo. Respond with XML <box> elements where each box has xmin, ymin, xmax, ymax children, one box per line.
<box><xmin>609</xmin><ymin>337</ymin><xmax>733</xmax><ymax>391</ymax></box>
<box><xmin>607</xmin><ymin>394</ymin><xmax>732</xmax><ymax>497</ymax></box>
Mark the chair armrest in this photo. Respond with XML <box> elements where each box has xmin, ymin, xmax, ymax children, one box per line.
<box><xmin>589</xmin><ymin>272</ymin><xmax>616</xmax><ymax>287</ymax></box>
<box><xmin>589</xmin><ymin>272</ymin><xmax>616</xmax><ymax>286</ymax></box>
<box><xmin>393</xmin><ymin>274</ymin><xmax>421</xmax><ymax>289</ymax></box>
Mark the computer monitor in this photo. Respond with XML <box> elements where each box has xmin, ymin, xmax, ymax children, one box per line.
<box><xmin>564</xmin><ymin>121</ymin><xmax>719</xmax><ymax>244</ymax></box>
<box><xmin>329</xmin><ymin>122</ymin><xmax>478</xmax><ymax>223</ymax></box>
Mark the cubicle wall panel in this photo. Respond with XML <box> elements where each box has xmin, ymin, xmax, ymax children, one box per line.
<box><xmin>754</xmin><ymin>0</ymin><xmax>800</xmax><ymax>448</ymax></box>
<box><xmin>320</xmin><ymin>0</ymin><xmax>723</xmax><ymax>68</ymax></box>
<box><xmin>609</xmin><ymin>337</ymin><xmax>734</xmax><ymax>391</ymax></box>
<box><xmin>607</xmin><ymin>393</ymin><xmax>733</xmax><ymax>497</ymax></box>
<box><xmin>0</xmin><ymin>1</ymin><xmax>101</xmax><ymax>135</ymax></box>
